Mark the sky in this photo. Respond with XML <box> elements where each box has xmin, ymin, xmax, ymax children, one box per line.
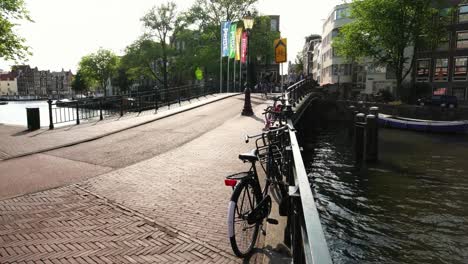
<box><xmin>0</xmin><ymin>0</ymin><xmax>345</xmax><ymax>73</ymax></box>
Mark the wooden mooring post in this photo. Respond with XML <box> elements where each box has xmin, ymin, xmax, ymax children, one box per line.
<box><xmin>353</xmin><ymin>106</ymin><xmax>379</xmax><ymax>167</ymax></box>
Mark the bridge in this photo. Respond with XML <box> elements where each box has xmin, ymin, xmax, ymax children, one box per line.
<box><xmin>0</xmin><ymin>80</ymin><xmax>331</xmax><ymax>263</ymax></box>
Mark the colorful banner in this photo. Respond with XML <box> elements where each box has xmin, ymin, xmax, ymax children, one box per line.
<box><xmin>229</xmin><ymin>23</ymin><xmax>237</xmax><ymax>59</ymax></box>
<box><xmin>241</xmin><ymin>31</ymin><xmax>248</xmax><ymax>63</ymax></box>
<box><xmin>235</xmin><ymin>27</ymin><xmax>243</xmax><ymax>61</ymax></box>
<box><xmin>221</xmin><ymin>21</ymin><xmax>231</xmax><ymax>57</ymax></box>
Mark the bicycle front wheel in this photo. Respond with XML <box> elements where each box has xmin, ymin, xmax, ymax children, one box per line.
<box><xmin>227</xmin><ymin>179</ymin><xmax>262</xmax><ymax>258</ymax></box>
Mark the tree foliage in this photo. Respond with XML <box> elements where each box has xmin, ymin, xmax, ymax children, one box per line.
<box><xmin>0</xmin><ymin>0</ymin><xmax>32</xmax><ymax>61</ymax></box>
<box><xmin>333</xmin><ymin>0</ymin><xmax>445</xmax><ymax>94</ymax></box>
<box><xmin>186</xmin><ymin>0</ymin><xmax>257</xmax><ymax>32</ymax></box>
<box><xmin>141</xmin><ymin>1</ymin><xmax>178</xmax><ymax>90</ymax></box>
<box><xmin>71</xmin><ymin>70</ymin><xmax>89</xmax><ymax>93</ymax></box>
<box><xmin>78</xmin><ymin>48</ymin><xmax>119</xmax><ymax>95</ymax></box>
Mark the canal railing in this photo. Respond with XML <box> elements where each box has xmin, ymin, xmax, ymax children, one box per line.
<box><xmin>47</xmin><ymin>83</ymin><xmax>217</xmax><ymax>129</ymax></box>
<box><xmin>283</xmin><ymin>78</ymin><xmax>333</xmax><ymax>264</ymax></box>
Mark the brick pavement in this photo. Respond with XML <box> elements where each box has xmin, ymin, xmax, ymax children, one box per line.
<box><xmin>0</xmin><ymin>94</ymin><xmax>271</xmax><ymax>263</ymax></box>
<box><xmin>0</xmin><ymin>94</ymin><xmax>236</xmax><ymax>160</ymax></box>
<box><xmin>0</xmin><ymin>185</ymin><xmax>238</xmax><ymax>263</ymax></box>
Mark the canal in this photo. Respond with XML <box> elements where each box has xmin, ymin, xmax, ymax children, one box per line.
<box><xmin>300</xmin><ymin>121</ymin><xmax>468</xmax><ymax>264</ymax></box>
<box><xmin>0</xmin><ymin>101</ymin><xmax>52</xmax><ymax>127</ymax></box>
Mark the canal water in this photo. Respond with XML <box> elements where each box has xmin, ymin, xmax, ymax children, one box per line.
<box><xmin>0</xmin><ymin>101</ymin><xmax>52</xmax><ymax>127</ymax></box>
<box><xmin>301</xmin><ymin>122</ymin><xmax>468</xmax><ymax>264</ymax></box>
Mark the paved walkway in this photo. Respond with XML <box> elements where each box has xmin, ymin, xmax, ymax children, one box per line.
<box><xmin>0</xmin><ymin>93</ymin><xmax>237</xmax><ymax>160</ymax></box>
<box><xmin>0</xmin><ymin>94</ymin><xmax>275</xmax><ymax>263</ymax></box>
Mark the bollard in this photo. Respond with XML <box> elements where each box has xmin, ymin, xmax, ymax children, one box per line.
<box><xmin>354</xmin><ymin>113</ymin><xmax>366</xmax><ymax>165</ymax></box>
<box><xmin>48</xmin><ymin>99</ymin><xmax>54</xmax><ymax>130</ymax></box>
<box><xmin>347</xmin><ymin>105</ymin><xmax>356</xmax><ymax>137</ymax></box>
<box><xmin>366</xmin><ymin>114</ymin><xmax>378</xmax><ymax>162</ymax></box>
<box><xmin>369</xmin><ymin>106</ymin><xmax>379</xmax><ymax>161</ymax></box>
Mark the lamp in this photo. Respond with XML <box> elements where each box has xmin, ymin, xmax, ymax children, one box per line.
<box><xmin>241</xmin><ymin>11</ymin><xmax>255</xmax><ymax>116</ymax></box>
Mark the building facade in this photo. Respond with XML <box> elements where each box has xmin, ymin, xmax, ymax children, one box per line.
<box><xmin>302</xmin><ymin>34</ymin><xmax>321</xmax><ymax>77</ymax></box>
<box><xmin>0</xmin><ymin>72</ymin><xmax>18</xmax><ymax>95</ymax></box>
<box><xmin>415</xmin><ymin>1</ymin><xmax>468</xmax><ymax>102</ymax></box>
<box><xmin>313</xmin><ymin>4</ymin><xmax>401</xmax><ymax>97</ymax></box>
<box><xmin>11</xmin><ymin>65</ymin><xmax>73</xmax><ymax>97</ymax></box>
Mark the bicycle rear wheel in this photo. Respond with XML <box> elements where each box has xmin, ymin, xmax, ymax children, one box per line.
<box><xmin>227</xmin><ymin>179</ymin><xmax>262</xmax><ymax>258</ymax></box>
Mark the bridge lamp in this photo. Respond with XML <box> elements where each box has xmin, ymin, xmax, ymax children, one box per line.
<box><xmin>241</xmin><ymin>11</ymin><xmax>255</xmax><ymax>116</ymax></box>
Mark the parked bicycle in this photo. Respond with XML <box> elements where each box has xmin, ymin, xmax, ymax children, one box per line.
<box><xmin>263</xmin><ymin>96</ymin><xmax>285</xmax><ymax>131</ymax></box>
<box><xmin>225</xmin><ymin>125</ymin><xmax>291</xmax><ymax>258</ymax></box>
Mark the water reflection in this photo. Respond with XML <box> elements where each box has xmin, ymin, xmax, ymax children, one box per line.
<box><xmin>302</xmin><ymin>123</ymin><xmax>468</xmax><ymax>264</ymax></box>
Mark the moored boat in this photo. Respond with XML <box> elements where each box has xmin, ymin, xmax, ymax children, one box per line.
<box><xmin>378</xmin><ymin>113</ymin><xmax>468</xmax><ymax>133</ymax></box>
<box><xmin>0</xmin><ymin>101</ymin><xmax>8</xmax><ymax>105</ymax></box>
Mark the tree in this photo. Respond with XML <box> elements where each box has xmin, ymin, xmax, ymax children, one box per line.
<box><xmin>186</xmin><ymin>0</ymin><xmax>257</xmax><ymax>31</ymax></box>
<box><xmin>121</xmin><ymin>37</ymin><xmax>163</xmax><ymax>83</ymax></box>
<box><xmin>71</xmin><ymin>70</ymin><xmax>89</xmax><ymax>95</ymax></box>
<box><xmin>78</xmin><ymin>48</ymin><xmax>119</xmax><ymax>96</ymax></box>
<box><xmin>0</xmin><ymin>0</ymin><xmax>32</xmax><ymax>61</ymax></box>
<box><xmin>333</xmin><ymin>0</ymin><xmax>446</xmax><ymax>97</ymax></box>
<box><xmin>250</xmin><ymin>16</ymin><xmax>280</xmax><ymax>83</ymax></box>
<box><xmin>141</xmin><ymin>1</ymin><xmax>179</xmax><ymax>91</ymax></box>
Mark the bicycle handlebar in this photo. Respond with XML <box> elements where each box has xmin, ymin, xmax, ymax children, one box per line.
<box><xmin>244</xmin><ymin>124</ymin><xmax>294</xmax><ymax>143</ymax></box>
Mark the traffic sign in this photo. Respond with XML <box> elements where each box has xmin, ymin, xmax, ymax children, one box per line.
<box><xmin>274</xmin><ymin>38</ymin><xmax>287</xmax><ymax>63</ymax></box>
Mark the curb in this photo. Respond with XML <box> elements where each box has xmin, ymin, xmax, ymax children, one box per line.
<box><xmin>2</xmin><ymin>93</ymin><xmax>240</xmax><ymax>161</ymax></box>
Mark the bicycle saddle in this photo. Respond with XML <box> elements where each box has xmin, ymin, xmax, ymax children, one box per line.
<box><xmin>239</xmin><ymin>149</ymin><xmax>258</xmax><ymax>162</ymax></box>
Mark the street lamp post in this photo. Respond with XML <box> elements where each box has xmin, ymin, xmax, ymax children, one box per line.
<box><xmin>241</xmin><ymin>12</ymin><xmax>254</xmax><ymax>116</ymax></box>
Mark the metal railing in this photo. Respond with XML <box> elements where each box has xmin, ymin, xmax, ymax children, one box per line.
<box><xmin>283</xmin><ymin>79</ymin><xmax>333</xmax><ymax>264</ymax></box>
<box><xmin>47</xmin><ymin>82</ymin><xmax>218</xmax><ymax>129</ymax></box>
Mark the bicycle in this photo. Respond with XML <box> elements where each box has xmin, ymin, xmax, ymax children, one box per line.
<box><xmin>263</xmin><ymin>96</ymin><xmax>285</xmax><ymax>131</ymax></box>
<box><xmin>225</xmin><ymin>125</ymin><xmax>291</xmax><ymax>258</ymax></box>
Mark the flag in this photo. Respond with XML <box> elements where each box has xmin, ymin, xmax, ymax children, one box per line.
<box><xmin>235</xmin><ymin>27</ymin><xmax>243</xmax><ymax>61</ymax></box>
<box><xmin>221</xmin><ymin>21</ymin><xmax>231</xmax><ymax>57</ymax></box>
<box><xmin>241</xmin><ymin>31</ymin><xmax>248</xmax><ymax>63</ymax></box>
<box><xmin>229</xmin><ymin>23</ymin><xmax>237</xmax><ymax>59</ymax></box>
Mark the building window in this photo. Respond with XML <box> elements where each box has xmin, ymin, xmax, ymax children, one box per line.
<box><xmin>437</xmin><ymin>34</ymin><xmax>450</xmax><ymax>50</ymax></box>
<box><xmin>335</xmin><ymin>8</ymin><xmax>349</xmax><ymax>20</ymax></box>
<box><xmin>434</xmin><ymin>58</ymin><xmax>448</xmax><ymax>81</ymax></box>
<box><xmin>459</xmin><ymin>5</ymin><xmax>468</xmax><ymax>23</ymax></box>
<box><xmin>416</xmin><ymin>59</ymin><xmax>430</xmax><ymax>82</ymax></box>
<box><xmin>433</xmin><ymin>88</ymin><xmax>447</xmax><ymax>95</ymax></box>
<box><xmin>453</xmin><ymin>88</ymin><xmax>466</xmax><ymax>100</ymax></box>
<box><xmin>453</xmin><ymin>57</ymin><xmax>468</xmax><ymax>81</ymax></box>
<box><xmin>457</xmin><ymin>31</ymin><xmax>468</xmax><ymax>48</ymax></box>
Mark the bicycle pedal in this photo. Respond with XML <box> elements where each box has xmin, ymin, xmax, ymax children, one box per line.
<box><xmin>266</xmin><ymin>218</ymin><xmax>279</xmax><ymax>225</ymax></box>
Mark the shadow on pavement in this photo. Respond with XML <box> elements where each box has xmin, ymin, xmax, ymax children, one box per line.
<box><xmin>245</xmin><ymin>244</ymin><xmax>292</xmax><ymax>264</ymax></box>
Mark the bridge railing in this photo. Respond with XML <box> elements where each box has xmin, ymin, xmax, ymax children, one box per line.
<box><xmin>47</xmin><ymin>82</ymin><xmax>218</xmax><ymax>129</ymax></box>
<box><xmin>283</xmin><ymin>80</ymin><xmax>333</xmax><ymax>264</ymax></box>
<box><xmin>285</xmin><ymin>77</ymin><xmax>313</xmax><ymax>106</ymax></box>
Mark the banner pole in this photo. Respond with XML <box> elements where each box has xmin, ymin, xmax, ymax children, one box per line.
<box><xmin>227</xmin><ymin>58</ymin><xmax>230</xmax><ymax>93</ymax></box>
<box><xmin>220</xmin><ymin>57</ymin><xmax>223</xmax><ymax>93</ymax></box>
<box><xmin>233</xmin><ymin>59</ymin><xmax>236</xmax><ymax>92</ymax></box>
<box><xmin>239</xmin><ymin>62</ymin><xmax>242</xmax><ymax>92</ymax></box>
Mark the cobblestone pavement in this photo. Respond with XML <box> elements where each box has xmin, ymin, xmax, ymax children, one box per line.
<box><xmin>0</xmin><ymin>94</ymin><xmax>269</xmax><ymax>263</ymax></box>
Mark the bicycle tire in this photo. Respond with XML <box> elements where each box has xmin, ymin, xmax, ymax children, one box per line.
<box><xmin>227</xmin><ymin>179</ymin><xmax>262</xmax><ymax>258</ymax></box>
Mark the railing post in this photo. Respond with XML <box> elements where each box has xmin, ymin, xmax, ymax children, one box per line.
<box><xmin>76</xmin><ymin>101</ymin><xmax>80</xmax><ymax>125</ymax></box>
<box><xmin>154</xmin><ymin>89</ymin><xmax>158</xmax><ymax>113</ymax></box>
<box><xmin>48</xmin><ymin>99</ymin><xmax>54</xmax><ymax>130</ymax></box>
<box><xmin>120</xmin><ymin>96</ymin><xmax>124</xmax><ymax>117</ymax></box>
<box><xmin>178</xmin><ymin>87</ymin><xmax>181</xmax><ymax>106</ymax></box>
<box><xmin>99</xmin><ymin>98</ymin><xmax>103</xmax><ymax>120</ymax></box>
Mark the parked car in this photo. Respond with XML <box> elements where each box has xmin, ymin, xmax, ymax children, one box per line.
<box><xmin>417</xmin><ymin>95</ymin><xmax>458</xmax><ymax>108</ymax></box>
